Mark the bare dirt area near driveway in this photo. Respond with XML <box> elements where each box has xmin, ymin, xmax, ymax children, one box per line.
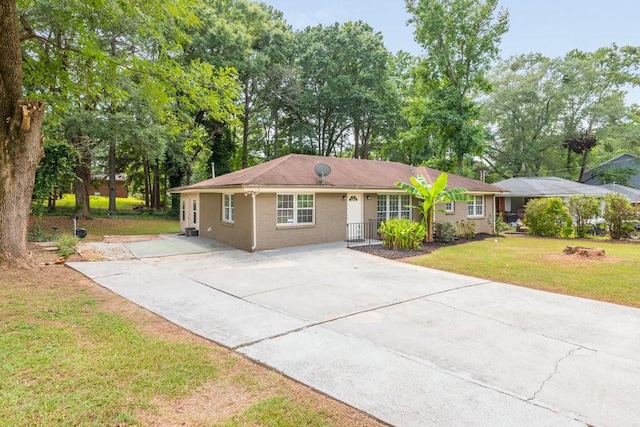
<box><xmin>1</xmin><ymin>244</ymin><xmax>383</xmax><ymax>426</ymax></box>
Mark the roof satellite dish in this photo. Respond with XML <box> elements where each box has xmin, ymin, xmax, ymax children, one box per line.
<box><xmin>314</xmin><ymin>163</ymin><xmax>332</xmax><ymax>184</ymax></box>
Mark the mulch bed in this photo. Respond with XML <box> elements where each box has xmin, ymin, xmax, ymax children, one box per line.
<box><xmin>351</xmin><ymin>233</ymin><xmax>497</xmax><ymax>259</ymax></box>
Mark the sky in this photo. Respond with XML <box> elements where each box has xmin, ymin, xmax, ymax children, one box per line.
<box><xmin>260</xmin><ymin>0</ymin><xmax>640</xmax><ymax>60</ymax></box>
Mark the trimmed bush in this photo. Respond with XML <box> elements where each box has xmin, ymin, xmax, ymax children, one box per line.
<box><xmin>433</xmin><ymin>221</ymin><xmax>457</xmax><ymax>242</ymax></box>
<box><xmin>567</xmin><ymin>195</ymin><xmax>600</xmax><ymax>238</ymax></box>
<box><xmin>603</xmin><ymin>193</ymin><xmax>636</xmax><ymax>239</ymax></box>
<box><xmin>523</xmin><ymin>197</ymin><xmax>573</xmax><ymax>237</ymax></box>
<box><xmin>378</xmin><ymin>218</ymin><xmax>426</xmax><ymax>250</ymax></box>
<box><xmin>456</xmin><ymin>220</ymin><xmax>476</xmax><ymax>239</ymax></box>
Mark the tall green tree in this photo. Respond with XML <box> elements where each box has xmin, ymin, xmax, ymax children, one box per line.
<box><xmin>482</xmin><ymin>46</ymin><xmax>640</xmax><ymax>180</ymax></box>
<box><xmin>406</xmin><ymin>0</ymin><xmax>509</xmax><ymax>173</ymax></box>
<box><xmin>292</xmin><ymin>22</ymin><xmax>394</xmax><ymax>157</ymax></box>
<box><xmin>556</xmin><ymin>46</ymin><xmax>638</xmax><ymax>180</ymax></box>
<box><xmin>481</xmin><ymin>54</ymin><xmax>565</xmax><ymax>178</ymax></box>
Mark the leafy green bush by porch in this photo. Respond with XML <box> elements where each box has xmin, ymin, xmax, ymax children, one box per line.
<box><xmin>604</xmin><ymin>193</ymin><xmax>637</xmax><ymax>239</ymax></box>
<box><xmin>567</xmin><ymin>195</ymin><xmax>600</xmax><ymax>238</ymax></box>
<box><xmin>523</xmin><ymin>197</ymin><xmax>572</xmax><ymax>237</ymax></box>
<box><xmin>378</xmin><ymin>218</ymin><xmax>426</xmax><ymax>250</ymax></box>
<box><xmin>433</xmin><ymin>220</ymin><xmax>457</xmax><ymax>242</ymax></box>
<box><xmin>456</xmin><ymin>220</ymin><xmax>476</xmax><ymax>239</ymax></box>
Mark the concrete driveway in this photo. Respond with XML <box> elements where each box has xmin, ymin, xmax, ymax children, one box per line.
<box><xmin>68</xmin><ymin>235</ymin><xmax>640</xmax><ymax>426</ymax></box>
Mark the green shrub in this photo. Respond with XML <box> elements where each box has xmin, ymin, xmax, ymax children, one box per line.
<box><xmin>433</xmin><ymin>221</ymin><xmax>457</xmax><ymax>242</ymax></box>
<box><xmin>378</xmin><ymin>218</ymin><xmax>426</xmax><ymax>250</ymax></box>
<box><xmin>456</xmin><ymin>220</ymin><xmax>476</xmax><ymax>239</ymax></box>
<box><xmin>28</xmin><ymin>222</ymin><xmax>48</xmax><ymax>242</ymax></box>
<box><xmin>55</xmin><ymin>235</ymin><xmax>78</xmax><ymax>259</ymax></box>
<box><xmin>603</xmin><ymin>193</ymin><xmax>636</xmax><ymax>239</ymax></box>
<box><xmin>523</xmin><ymin>197</ymin><xmax>572</xmax><ymax>237</ymax></box>
<box><xmin>567</xmin><ymin>195</ymin><xmax>600</xmax><ymax>238</ymax></box>
<box><xmin>494</xmin><ymin>215</ymin><xmax>512</xmax><ymax>234</ymax></box>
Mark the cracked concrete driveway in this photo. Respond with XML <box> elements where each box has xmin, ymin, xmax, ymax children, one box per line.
<box><xmin>68</xmin><ymin>235</ymin><xmax>640</xmax><ymax>426</ymax></box>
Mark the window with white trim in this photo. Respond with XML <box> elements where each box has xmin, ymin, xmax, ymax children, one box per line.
<box><xmin>377</xmin><ymin>194</ymin><xmax>411</xmax><ymax>221</ymax></box>
<box><xmin>467</xmin><ymin>196</ymin><xmax>484</xmax><ymax>217</ymax></box>
<box><xmin>222</xmin><ymin>194</ymin><xmax>234</xmax><ymax>223</ymax></box>
<box><xmin>444</xmin><ymin>201</ymin><xmax>454</xmax><ymax>213</ymax></box>
<box><xmin>181</xmin><ymin>200</ymin><xmax>186</xmax><ymax>221</ymax></box>
<box><xmin>277</xmin><ymin>194</ymin><xmax>314</xmax><ymax>225</ymax></box>
<box><xmin>192</xmin><ymin>199</ymin><xmax>198</xmax><ymax>223</ymax></box>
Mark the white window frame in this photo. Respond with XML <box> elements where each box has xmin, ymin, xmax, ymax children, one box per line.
<box><xmin>181</xmin><ymin>200</ymin><xmax>186</xmax><ymax>221</ymax></box>
<box><xmin>467</xmin><ymin>195</ymin><xmax>485</xmax><ymax>218</ymax></box>
<box><xmin>276</xmin><ymin>193</ymin><xmax>315</xmax><ymax>225</ymax></box>
<box><xmin>377</xmin><ymin>194</ymin><xmax>412</xmax><ymax>222</ymax></box>
<box><xmin>192</xmin><ymin>199</ymin><xmax>198</xmax><ymax>223</ymax></box>
<box><xmin>444</xmin><ymin>201</ymin><xmax>454</xmax><ymax>213</ymax></box>
<box><xmin>222</xmin><ymin>193</ymin><xmax>234</xmax><ymax>223</ymax></box>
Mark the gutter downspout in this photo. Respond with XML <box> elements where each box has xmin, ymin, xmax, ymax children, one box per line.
<box><xmin>493</xmin><ymin>195</ymin><xmax>497</xmax><ymax>235</ymax></box>
<box><xmin>251</xmin><ymin>190</ymin><xmax>260</xmax><ymax>251</ymax></box>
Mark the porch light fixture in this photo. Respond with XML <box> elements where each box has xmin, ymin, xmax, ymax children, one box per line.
<box><xmin>366</xmin><ymin>195</ymin><xmax>371</xmax><ymax>200</ymax></box>
<box><xmin>343</xmin><ymin>195</ymin><xmax>347</xmax><ymax>200</ymax></box>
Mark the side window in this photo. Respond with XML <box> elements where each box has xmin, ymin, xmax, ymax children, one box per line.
<box><xmin>223</xmin><ymin>194</ymin><xmax>234</xmax><ymax>222</ymax></box>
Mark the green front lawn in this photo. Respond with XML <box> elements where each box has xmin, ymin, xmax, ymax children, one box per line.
<box><xmin>409</xmin><ymin>236</ymin><xmax>640</xmax><ymax>307</ymax></box>
<box><xmin>47</xmin><ymin>194</ymin><xmax>146</xmax><ymax>211</ymax></box>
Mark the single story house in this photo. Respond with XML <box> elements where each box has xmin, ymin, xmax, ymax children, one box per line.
<box><xmin>92</xmin><ymin>174</ymin><xmax>128</xmax><ymax>198</ymax></box>
<box><xmin>581</xmin><ymin>153</ymin><xmax>640</xmax><ymax>188</ymax></box>
<box><xmin>171</xmin><ymin>154</ymin><xmax>506</xmax><ymax>251</ymax></box>
<box><xmin>494</xmin><ymin>176</ymin><xmax>611</xmax><ymax>224</ymax></box>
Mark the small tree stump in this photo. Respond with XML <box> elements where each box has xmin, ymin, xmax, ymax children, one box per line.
<box><xmin>563</xmin><ymin>246</ymin><xmax>605</xmax><ymax>258</ymax></box>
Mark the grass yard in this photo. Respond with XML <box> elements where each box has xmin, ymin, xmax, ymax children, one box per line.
<box><xmin>32</xmin><ymin>216</ymin><xmax>180</xmax><ymax>242</ymax></box>
<box><xmin>50</xmin><ymin>194</ymin><xmax>146</xmax><ymax>211</ymax></box>
<box><xmin>409</xmin><ymin>235</ymin><xmax>640</xmax><ymax>308</ymax></box>
<box><xmin>3</xmin><ymin>219</ymin><xmax>382</xmax><ymax>426</ymax></box>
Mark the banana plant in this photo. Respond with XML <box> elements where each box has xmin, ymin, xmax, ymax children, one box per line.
<box><xmin>396</xmin><ymin>173</ymin><xmax>471</xmax><ymax>242</ymax></box>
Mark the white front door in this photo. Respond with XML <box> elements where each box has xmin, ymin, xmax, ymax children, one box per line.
<box><xmin>347</xmin><ymin>193</ymin><xmax>364</xmax><ymax>239</ymax></box>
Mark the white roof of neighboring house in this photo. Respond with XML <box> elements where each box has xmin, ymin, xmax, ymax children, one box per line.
<box><xmin>494</xmin><ymin>177</ymin><xmax>612</xmax><ymax>198</ymax></box>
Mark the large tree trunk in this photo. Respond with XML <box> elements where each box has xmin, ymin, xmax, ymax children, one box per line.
<box><xmin>143</xmin><ymin>158</ymin><xmax>151</xmax><ymax>207</ymax></box>
<box><xmin>241</xmin><ymin>81</ymin><xmax>251</xmax><ymax>169</ymax></box>
<box><xmin>151</xmin><ymin>161</ymin><xmax>160</xmax><ymax>210</ymax></box>
<box><xmin>108</xmin><ymin>139</ymin><xmax>116</xmax><ymax>213</ymax></box>
<box><xmin>73</xmin><ymin>135</ymin><xmax>91</xmax><ymax>219</ymax></box>
<box><xmin>0</xmin><ymin>0</ymin><xmax>46</xmax><ymax>266</ymax></box>
<box><xmin>0</xmin><ymin>102</ymin><xmax>45</xmax><ymax>267</ymax></box>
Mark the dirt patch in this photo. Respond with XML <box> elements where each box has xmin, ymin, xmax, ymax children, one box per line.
<box><xmin>4</xmin><ymin>244</ymin><xmax>383</xmax><ymax>426</ymax></box>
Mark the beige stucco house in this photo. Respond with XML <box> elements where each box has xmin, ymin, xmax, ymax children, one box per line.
<box><xmin>171</xmin><ymin>154</ymin><xmax>506</xmax><ymax>251</ymax></box>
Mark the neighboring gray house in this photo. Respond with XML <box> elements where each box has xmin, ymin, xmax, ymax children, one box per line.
<box><xmin>581</xmin><ymin>153</ymin><xmax>640</xmax><ymax>188</ymax></box>
<box><xmin>494</xmin><ymin>177</ymin><xmax>612</xmax><ymax>224</ymax></box>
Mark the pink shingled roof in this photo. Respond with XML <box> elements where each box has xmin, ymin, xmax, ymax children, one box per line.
<box><xmin>173</xmin><ymin>154</ymin><xmax>505</xmax><ymax>193</ymax></box>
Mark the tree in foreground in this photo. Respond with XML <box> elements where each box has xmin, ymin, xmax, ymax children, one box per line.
<box><xmin>0</xmin><ymin>0</ymin><xmax>46</xmax><ymax>266</ymax></box>
<box><xmin>396</xmin><ymin>173</ymin><xmax>470</xmax><ymax>242</ymax></box>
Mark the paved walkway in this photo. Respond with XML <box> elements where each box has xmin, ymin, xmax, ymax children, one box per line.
<box><xmin>68</xmin><ymin>235</ymin><xmax>640</xmax><ymax>426</ymax></box>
